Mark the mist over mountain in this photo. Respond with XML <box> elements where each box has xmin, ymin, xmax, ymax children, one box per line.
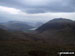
<box><xmin>25</xmin><ymin>22</ymin><xmax>44</xmax><ymax>28</ymax></box>
<box><xmin>0</xmin><ymin>16</ymin><xmax>44</xmax><ymax>31</ymax></box>
<box><xmin>0</xmin><ymin>17</ymin><xmax>9</xmax><ymax>22</ymax></box>
<box><xmin>0</xmin><ymin>21</ymin><xmax>34</xmax><ymax>32</ymax></box>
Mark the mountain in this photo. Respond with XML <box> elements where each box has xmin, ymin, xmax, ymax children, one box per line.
<box><xmin>1</xmin><ymin>21</ymin><xmax>34</xmax><ymax>32</ymax></box>
<box><xmin>0</xmin><ymin>18</ymin><xmax>75</xmax><ymax>56</ymax></box>
<box><xmin>36</xmin><ymin>18</ymin><xmax>74</xmax><ymax>32</ymax></box>
<box><xmin>36</xmin><ymin>18</ymin><xmax>75</xmax><ymax>45</ymax></box>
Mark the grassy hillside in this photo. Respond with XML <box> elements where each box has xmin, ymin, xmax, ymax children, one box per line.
<box><xmin>0</xmin><ymin>28</ymin><xmax>75</xmax><ymax>56</ymax></box>
<box><xmin>0</xmin><ymin>40</ymin><xmax>75</xmax><ymax>56</ymax></box>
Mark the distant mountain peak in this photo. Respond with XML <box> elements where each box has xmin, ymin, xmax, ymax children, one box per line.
<box><xmin>36</xmin><ymin>18</ymin><xmax>74</xmax><ymax>32</ymax></box>
<box><xmin>48</xmin><ymin>18</ymin><xmax>73</xmax><ymax>23</ymax></box>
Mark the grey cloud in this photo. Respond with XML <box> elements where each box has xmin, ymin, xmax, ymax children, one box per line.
<box><xmin>0</xmin><ymin>0</ymin><xmax>75</xmax><ymax>13</ymax></box>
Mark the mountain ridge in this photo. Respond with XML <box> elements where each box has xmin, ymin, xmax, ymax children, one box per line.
<box><xmin>36</xmin><ymin>18</ymin><xmax>75</xmax><ymax>45</ymax></box>
<box><xmin>36</xmin><ymin>18</ymin><xmax>75</xmax><ymax>32</ymax></box>
<box><xmin>0</xmin><ymin>21</ymin><xmax>34</xmax><ymax>32</ymax></box>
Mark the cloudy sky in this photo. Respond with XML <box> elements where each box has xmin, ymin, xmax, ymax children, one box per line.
<box><xmin>0</xmin><ymin>0</ymin><xmax>75</xmax><ymax>22</ymax></box>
